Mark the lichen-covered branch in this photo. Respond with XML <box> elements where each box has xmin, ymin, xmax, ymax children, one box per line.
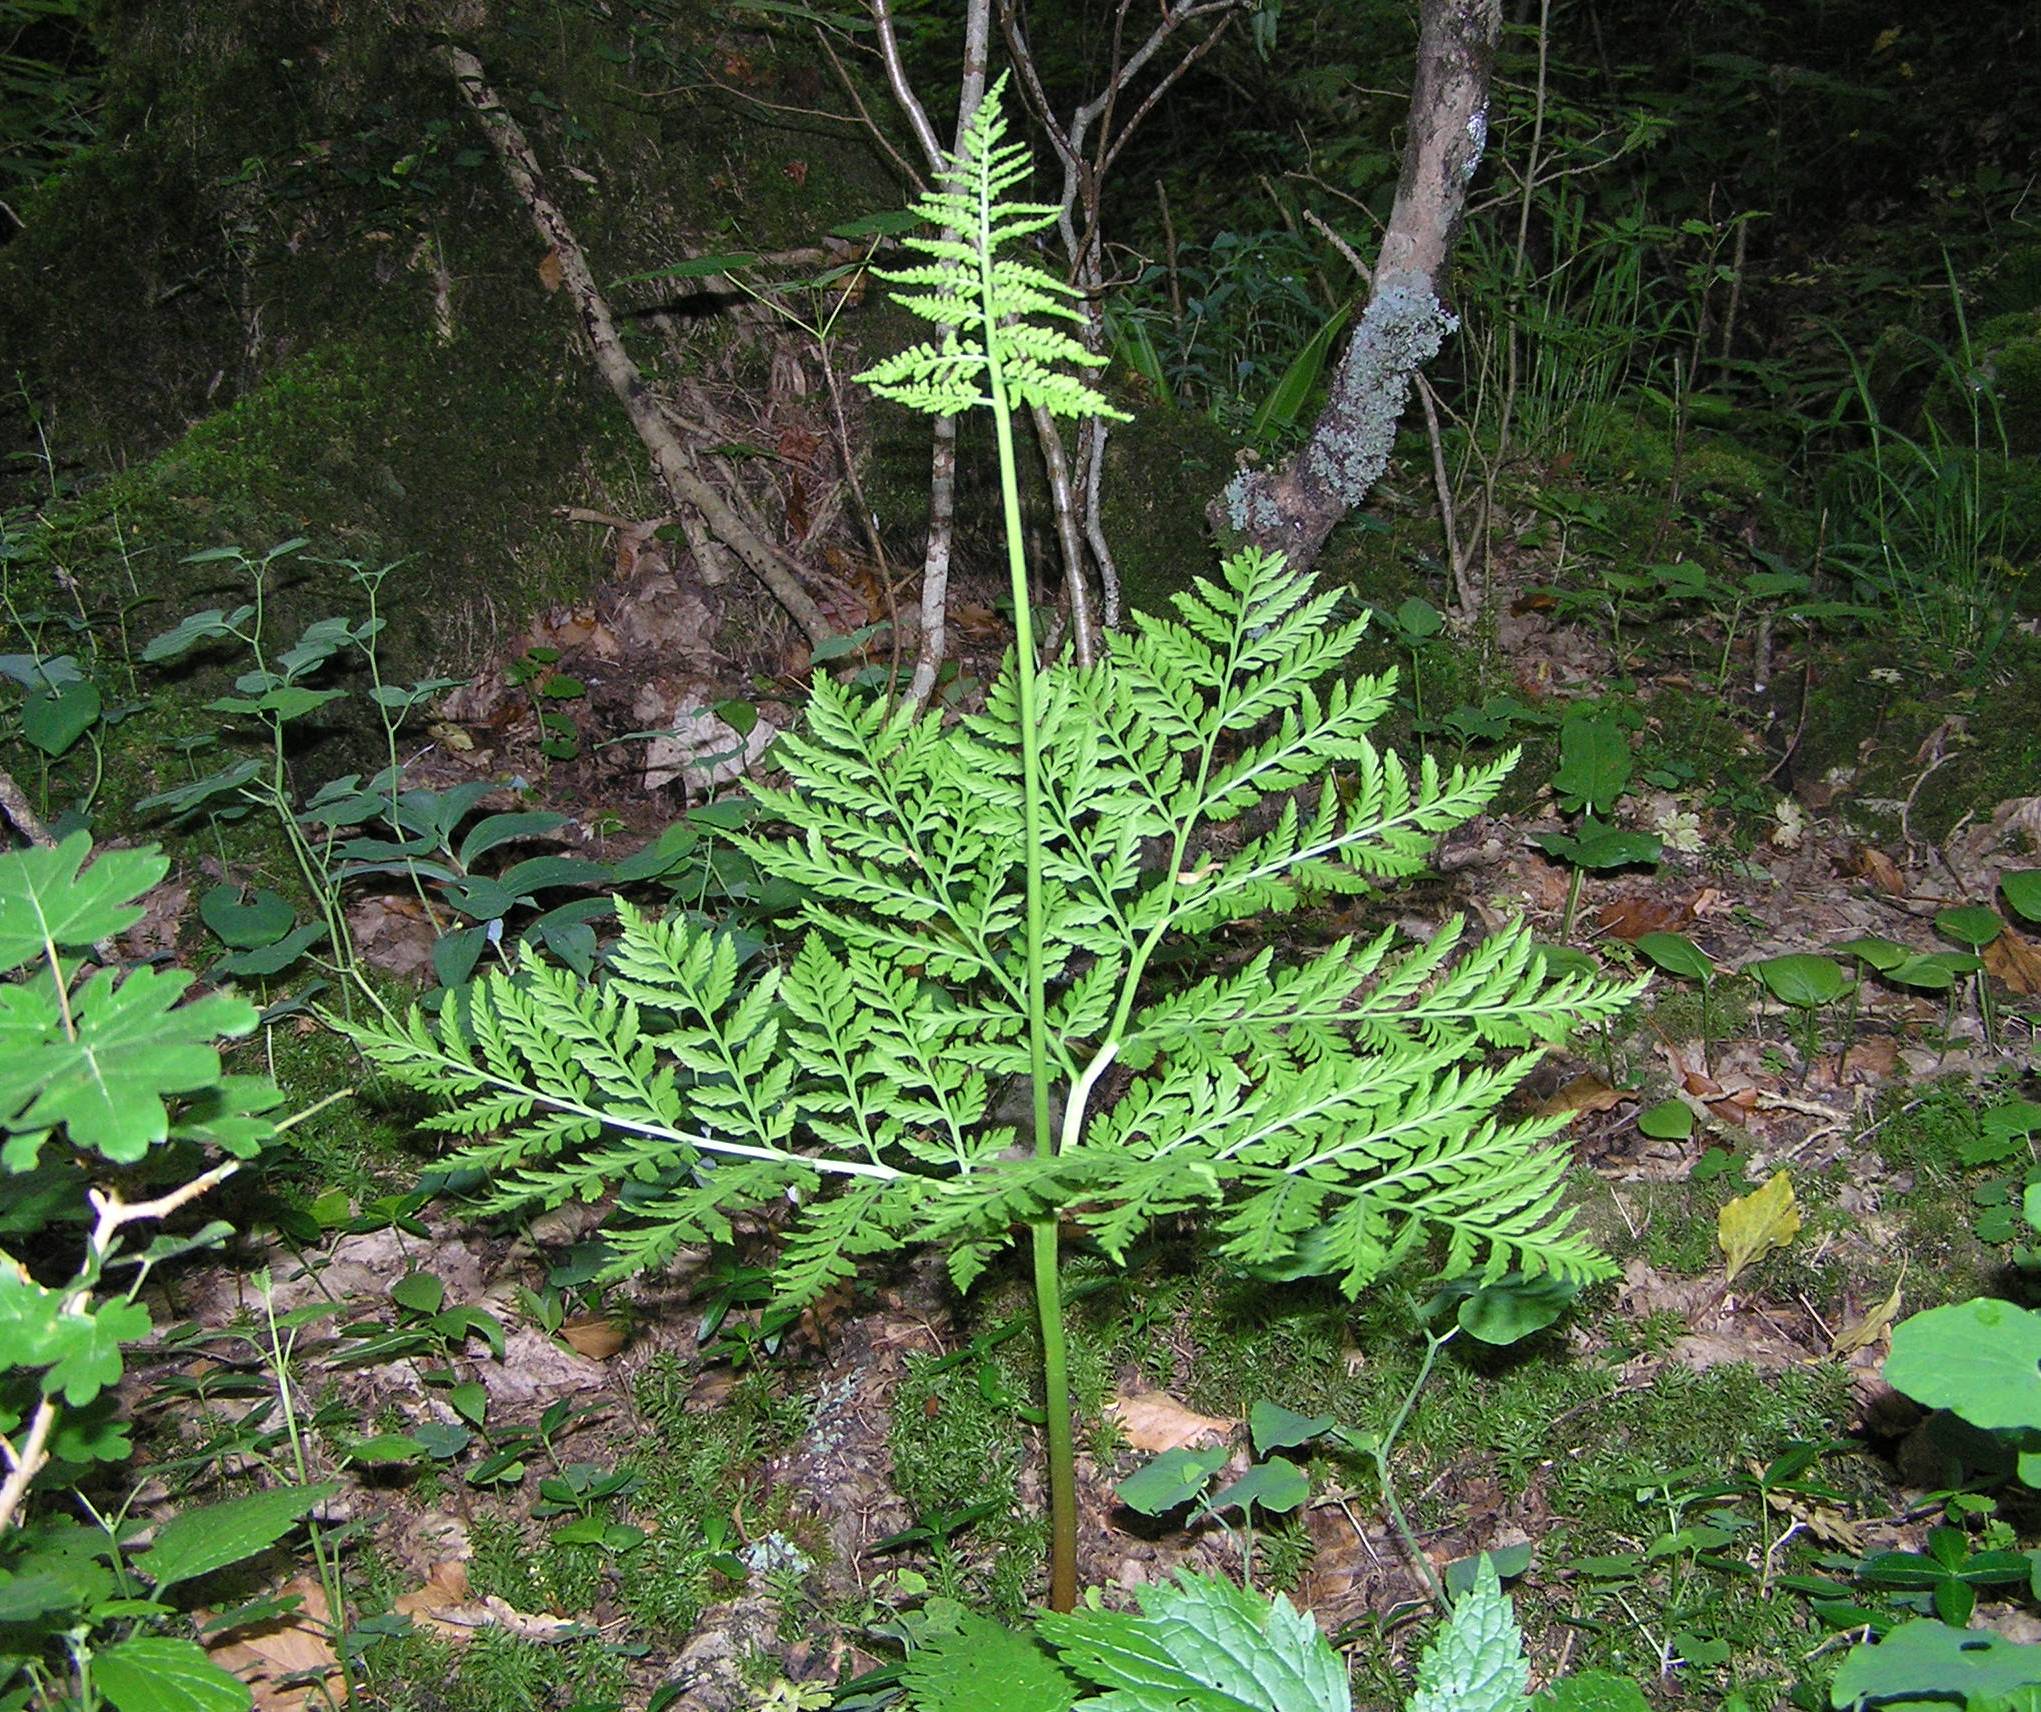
<box><xmin>1209</xmin><ymin>0</ymin><xmax>1500</xmax><ymax>574</ymax></box>
<box><xmin>445</xmin><ymin>47</ymin><xmax>832</xmax><ymax>647</ymax></box>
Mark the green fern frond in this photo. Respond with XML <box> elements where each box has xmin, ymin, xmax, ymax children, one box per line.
<box><xmin>854</xmin><ymin>73</ymin><xmax>1130</xmax><ymax>427</ymax></box>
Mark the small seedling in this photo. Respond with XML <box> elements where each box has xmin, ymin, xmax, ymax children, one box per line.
<box><xmin>1536</xmin><ymin>707</ymin><xmax>1663</xmax><ymax>941</ymax></box>
<box><xmin>1636</xmin><ymin>930</ymin><xmax>1719</xmax><ymax>1071</ymax></box>
<box><xmin>1935</xmin><ymin>904</ymin><xmax>2004</xmax><ymax>1046</ymax></box>
<box><xmin>1747</xmin><ymin>952</ymin><xmax>1851</xmax><ymax>1074</ymax></box>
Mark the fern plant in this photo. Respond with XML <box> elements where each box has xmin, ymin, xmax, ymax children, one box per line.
<box><xmin>346</xmin><ymin>76</ymin><xmax>1639</xmax><ymax>1612</ymax></box>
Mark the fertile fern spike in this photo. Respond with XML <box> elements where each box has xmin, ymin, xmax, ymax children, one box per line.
<box><xmin>855</xmin><ymin>73</ymin><xmax>1129</xmax><ymax>426</ymax></box>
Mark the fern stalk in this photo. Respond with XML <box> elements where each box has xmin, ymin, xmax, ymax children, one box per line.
<box><xmin>967</xmin><ymin>89</ymin><xmax>1077</xmax><ymax>1614</ymax></box>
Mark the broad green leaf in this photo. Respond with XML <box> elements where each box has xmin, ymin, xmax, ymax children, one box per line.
<box><xmin>0</xmin><ymin>1268</ymin><xmax>151</xmax><ymax>1403</ymax></box>
<box><xmin>22</xmin><ymin>679</ymin><xmax>100</xmax><ymax>757</ymax></box>
<box><xmin>1116</xmin><ymin>1446</ymin><xmax>1229</xmax><ymax>1516</ymax></box>
<box><xmin>1719</xmin><ymin>1171</ymin><xmax>1800</xmax><ymax>1283</ymax></box>
<box><xmin>1749</xmin><ymin>953</ymin><xmax>1848</xmax><ymax>1009</ymax></box>
<box><xmin>136</xmin><ymin>1483</ymin><xmax>338</xmax><ymax>1594</ymax></box>
<box><xmin>1445</xmin><ymin>1543</ymin><xmax>1533</xmax><ymax>1596</ymax></box>
<box><xmin>391</xmin><ymin>1272</ymin><xmax>445</xmax><ymax>1315</ymax></box>
<box><xmin>143</xmin><ymin>606</ymin><xmax>255</xmax><ymax>662</ymax></box>
<box><xmin>1886</xmin><ymin>951</ymin><xmax>1974</xmax><ymax>991</ymax></box>
<box><xmin>1202</xmin><ymin>1456</ymin><xmax>1309</xmax><ymax>1521</ymax></box>
<box><xmin>829</xmin><ymin>208</ymin><xmax>922</xmax><ymax>238</ymax></box>
<box><xmin>0</xmin><ymin>966</ymin><xmax>256</xmax><ymax>1162</ymax></box>
<box><xmin>199</xmin><ymin>885</ymin><xmax>295</xmax><ymax>950</ymax></box>
<box><xmin>1039</xmin><ymin>1568</ymin><xmax>1347</xmax><ymax>1712</ymax></box>
<box><xmin>1936</xmin><ymin>905</ymin><xmax>2004</xmax><ymax>951</ymax></box>
<box><xmin>1250</xmin><ymin>301</ymin><xmax>1352</xmax><ymax>445</ymax></box>
<box><xmin>1635</xmin><ymin>932</ymin><xmax>1712</xmax><ymax>982</ymax></box>
<box><xmin>213</xmin><ymin>920</ymin><xmax>326</xmax><ymax>977</ymax></box>
<box><xmin>1534</xmin><ymin>1665</ymin><xmax>1649</xmax><ymax>1705</ymax></box>
<box><xmin>1443</xmin><ymin>1272</ymin><xmax>1582</xmax><ymax>1346</ymax></box>
<box><xmin>1249</xmin><ymin>1400</ymin><xmax>1334</xmax><ymax>1457</ymax></box>
<box><xmin>2003</xmin><ymin>871</ymin><xmax>2041</xmax><ymax>926</ymax></box>
<box><xmin>1552</xmin><ymin>711</ymin><xmax>1630</xmax><ymax>817</ymax></box>
<box><xmin>1886</xmin><ymin>1299</ymin><xmax>2041</xmax><ymax>1432</ymax></box>
<box><xmin>1832</xmin><ymin>936</ymin><xmax>1909</xmax><ymax>973</ymax></box>
<box><xmin>89</xmin><ymin>1636</ymin><xmax>251</xmax><ymax>1712</ymax></box>
<box><xmin>134</xmin><ymin>758</ymin><xmax>266</xmax><ymax>820</ymax></box>
<box><xmin>1830</xmin><ymin>1619</ymin><xmax>2041</xmax><ymax>1709</ymax></box>
<box><xmin>1638</xmin><ymin>1098</ymin><xmax>1695</xmax><ymax>1141</ymax></box>
<box><xmin>458</xmin><ymin>811</ymin><xmax>569</xmax><ymax>868</ymax></box>
<box><xmin>0</xmin><ymin>835</ymin><xmax>166</xmax><ymax>975</ymax></box>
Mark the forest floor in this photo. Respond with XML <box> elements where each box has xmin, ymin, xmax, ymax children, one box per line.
<box><xmin>88</xmin><ymin>515</ymin><xmax>2040</xmax><ymax>1712</ymax></box>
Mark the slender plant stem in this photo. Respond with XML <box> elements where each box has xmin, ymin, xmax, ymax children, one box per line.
<box><xmin>979</xmin><ymin>168</ymin><xmax>1076</xmax><ymax>1609</ymax></box>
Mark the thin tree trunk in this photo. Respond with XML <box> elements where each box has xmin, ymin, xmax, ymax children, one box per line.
<box><xmin>1209</xmin><ymin>0</ymin><xmax>1500</xmax><ymax>573</ymax></box>
<box><xmin>873</xmin><ymin>0</ymin><xmax>991</xmax><ymax>709</ymax></box>
<box><xmin>446</xmin><ymin>47</ymin><xmax>832</xmax><ymax>647</ymax></box>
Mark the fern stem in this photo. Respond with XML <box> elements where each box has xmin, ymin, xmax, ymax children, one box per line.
<box><xmin>979</xmin><ymin>165</ymin><xmax>1076</xmax><ymax>1610</ymax></box>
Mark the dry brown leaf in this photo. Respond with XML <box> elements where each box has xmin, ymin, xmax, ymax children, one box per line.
<box><xmin>1841</xmin><ymin>1035</ymin><xmax>1901</xmax><ymax>1079</ymax></box>
<box><xmin>1830</xmin><ymin>1275</ymin><xmax>1904</xmax><ymax>1358</ymax></box>
<box><xmin>1107</xmin><ymin>1389</ymin><xmax>1236</xmax><ymax>1454</ymax></box>
<box><xmin>1534</xmin><ymin>1074</ymin><xmax>1623</xmax><ymax>1119</ymax></box>
<box><xmin>1843</xmin><ymin>843</ymin><xmax>1908</xmax><ymax>898</ymax></box>
<box><xmin>394</xmin><ymin>1560</ymin><xmax>582</xmax><ymax>1645</ymax></box>
<box><xmin>1595</xmin><ymin>892</ymin><xmax>1690</xmax><ymax>942</ymax></box>
<box><xmin>206</xmin><ymin>1575</ymin><xmax>345</xmax><ymax>1710</ymax></box>
<box><xmin>1764</xmin><ymin>1488</ymin><xmax>1865</xmax><ymax>1551</ymax></box>
<box><xmin>558</xmin><ymin>1314</ymin><xmax>626</xmax><ymax>1360</ymax></box>
<box><xmin>536</xmin><ymin>247</ymin><xmax>564</xmax><ymax>292</ymax></box>
<box><xmin>1984</xmin><ymin>927</ymin><xmax>2041</xmax><ymax>996</ymax></box>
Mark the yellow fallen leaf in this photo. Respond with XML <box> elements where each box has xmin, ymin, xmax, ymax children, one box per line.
<box><xmin>1830</xmin><ymin>1273</ymin><xmax>1905</xmax><ymax>1357</ymax></box>
<box><xmin>1719</xmin><ymin>1170</ymin><xmax>1801</xmax><ymax>1283</ymax></box>
<box><xmin>1106</xmin><ymin>1389</ymin><xmax>1236</xmax><ymax>1454</ymax></box>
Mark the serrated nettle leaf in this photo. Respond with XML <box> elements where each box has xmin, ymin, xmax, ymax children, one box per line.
<box><xmin>89</xmin><ymin>1636</ymin><xmax>250</xmax><ymax>1712</ymax></box>
<box><xmin>1552</xmin><ymin>709</ymin><xmax>1632</xmax><ymax>816</ymax></box>
<box><xmin>136</xmin><ymin>1482</ymin><xmax>339</xmax><ymax>1593</ymax></box>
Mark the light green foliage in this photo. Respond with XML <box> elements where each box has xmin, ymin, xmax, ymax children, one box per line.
<box><xmin>352</xmin><ymin>539</ymin><xmax>1636</xmax><ymax>1297</ymax></box>
<box><xmin>1829</xmin><ymin>1617</ymin><xmax>2041</xmax><ymax>1709</ymax></box>
<box><xmin>1886</xmin><ymin>1298</ymin><xmax>2041</xmax><ymax>1439</ymax></box>
<box><xmin>1038</xmin><ymin>1569</ymin><xmax>1350</xmax><ymax>1712</ymax></box>
<box><xmin>900</xmin><ymin>1606</ymin><xmax>1077</xmax><ymax>1712</ymax></box>
<box><xmin>1408</xmin><ymin>1558</ymin><xmax>1532</xmax><ymax>1712</ymax></box>
<box><xmin>856</xmin><ymin>73</ymin><xmax>1124</xmax><ymax>428</ymax></box>
<box><xmin>0</xmin><ymin>834</ymin><xmax>315</xmax><ymax>1710</ymax></box>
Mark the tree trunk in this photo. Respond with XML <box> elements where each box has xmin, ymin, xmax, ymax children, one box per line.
<box><xmin>1209</xmin><ymin>0</ymin><xmax>1499</xmax><ymax>573</ymax></box>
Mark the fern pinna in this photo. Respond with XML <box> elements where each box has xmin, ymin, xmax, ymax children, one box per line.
<box><xmin>345</xmin><ymin>77</ymin><xmax>1639</xmax><ymax>1608</ymax></box>
<box><xmin>352</xmin><ymin>545</ymin><xmax>1634</xmax><ymax>1294</ymax></box>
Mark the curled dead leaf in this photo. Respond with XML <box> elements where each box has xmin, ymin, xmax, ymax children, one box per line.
<box><xmin>1843</xmin><ymin>843</ymin><xmax>1907</xmax><ymax>898</ymax></box>
<box><xmin>1534</xmin><ymin>1074</ymin><xmax>1623</xmax><ymax>1120</ymax></box>
<box><xmin>1983</xmin><ymin>927</ymin><xmax>2041</xmax><ymax>996</ymax></box>
<box><xmin>394</xmin><ymin>1560</ymin><xmax>584</xmax><ymax>1646</ymax></box>
<box><xmin>1107</xmin><ymin>1389</ymin><xmax>1236</xmax><ymax>1454</ymax></box>
<box><xmin>1830</xmin><ymin>1274</ymin><xmax>1904</xmax><ymax>1358</ymax></box>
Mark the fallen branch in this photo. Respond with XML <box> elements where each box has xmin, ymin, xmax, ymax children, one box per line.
<box><xmin>446</xmin><ymin>47</ymin><xmax>831</xmax><ymax>647</ymax></box>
